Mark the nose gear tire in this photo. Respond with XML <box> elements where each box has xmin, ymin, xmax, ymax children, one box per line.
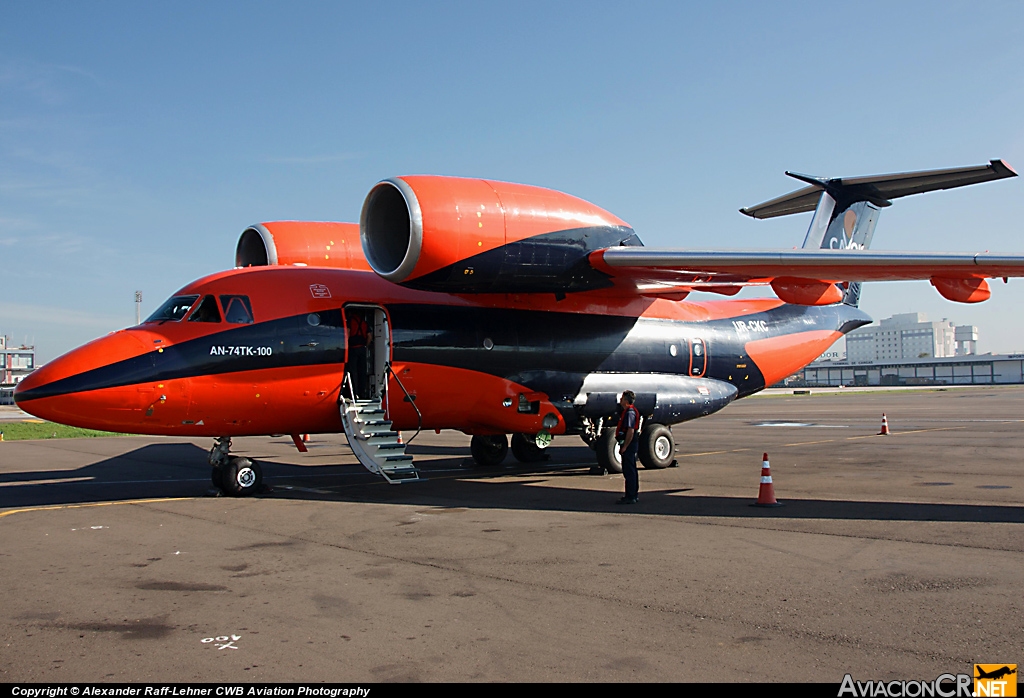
<box><xmin>221</xmin><ymin>457</ymin><xmax>263</xmax><ymax>497</ymax></box>
<box><xmin>511</xmin><ymin>433</ymin><xmax>549</xmax><ymax>463</ymax></box>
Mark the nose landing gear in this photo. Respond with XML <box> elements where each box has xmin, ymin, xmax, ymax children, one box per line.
<box><xmin>208</xmin><ymin>436</ymin><xmax>264</xmax><ymax>497</ymax></box>
<box><xmin>510</xmin><ymin>432</ymin><xmax>550</xmax><ymax>463</ymax></box>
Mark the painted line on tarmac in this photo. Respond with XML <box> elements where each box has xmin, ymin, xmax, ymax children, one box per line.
<box><xmin>0</xmin><ymin>470</ymin><xmax>380</xmax><ymax>489</ymax></box>
<box><xmin>0</xmin><ymin>477</ymin><xmax>211</xmax><ymax>487</ymax></box>
<box><xmin>676</xmin><ymin>447</ymin><xmax>753</xmax><ymax>458</ymax></box>
<box><xmin>782</xmin><ymin>438</ymin><xmax>837</xmax><ymax>447</ymax></box>
<box><xmin>784</xmin><ymin>426</ymin><xmax>968</xmax><ymax>447</ymax></box>
<box><xmin>0</xmin><ymin>497</ymin><xmax>193</xmax><ymax>520</ymax></box>
<box><xmin>276</xmin><ymin>485</ymin><xmax>335</xmax><ymax>495</ymax></box>
<box><xmin>844</xmin><ymin>426</ymin><xmax>966</xmax><ymax>440</ymax></box>
<box><xmin>0</xmin><ymin>477</ymin><xmax>94</xmax><ymax>487</ymax></box>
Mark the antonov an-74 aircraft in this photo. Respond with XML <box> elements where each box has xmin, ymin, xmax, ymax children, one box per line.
<box><xmin>15</xmin><ymin>160</ymin><xmax>1022</xmax><ymax>494</ymax></box>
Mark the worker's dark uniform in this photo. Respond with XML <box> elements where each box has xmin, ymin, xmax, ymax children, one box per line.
<box><xmin>616</xmin><ymin>404</ymin><xmax>640</xmax><ymax>501</ymax></box>
<box><xmin>347</xmin><ymin>314</ymin><xmax>370</xmax><ymax>399</ymax></box>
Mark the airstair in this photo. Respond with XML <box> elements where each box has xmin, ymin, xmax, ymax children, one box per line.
<box><xmin>340</xmin><ymin>376</ymin><xmax>421</xmax><ymax>484</ymax></box>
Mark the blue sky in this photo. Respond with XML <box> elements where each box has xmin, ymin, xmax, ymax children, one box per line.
<box><xmin>2</xmin><ymin>2</ymin><xmax>1023</xmax><ymax>362</ymax></box>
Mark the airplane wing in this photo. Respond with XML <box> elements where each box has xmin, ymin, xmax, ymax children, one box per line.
<box><xmin>588</xmin><ymin>248</ymin><xmax>1024</xmax><ymax>304</ymax></box>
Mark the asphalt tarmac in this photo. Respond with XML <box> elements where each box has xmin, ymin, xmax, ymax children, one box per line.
<box><xmin>1</xmin><ymin>386</ymin><xmax>1022</xmax><ymax>682</ymax></box>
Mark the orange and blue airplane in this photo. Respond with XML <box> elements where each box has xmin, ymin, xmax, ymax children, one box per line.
<box><xmin>14</xmin><ymin>160</ymin><xmax>1024</xmax><ymax>494</ymax></box>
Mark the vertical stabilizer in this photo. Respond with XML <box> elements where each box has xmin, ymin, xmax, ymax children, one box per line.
<box><xmin>814</xmin><ymin>197</ymin><xmax>880</xmax><ymax>306</ymax></box>
<box><xmin>790</xmin><ymin>174</ymin><xmax>881</xmax><ymax>306</ymax></box>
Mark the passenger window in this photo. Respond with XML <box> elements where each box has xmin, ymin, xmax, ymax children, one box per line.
<box><xmin>188</xmin><ymin>295</ymin><xmax>222</xmax><ymax>323</ymax></box>
<box><xmin>146</xmin><ymin>295</ymin><xmax>199</xmax><ymax>323</ymax></box>
<box><xmin>220</xmin><ymin>295</ymin><xmax>254</xmax><ymax>324</ymax></box>
<box><xmin>316</xmin><ymin>309</ymin><xmax>345</xmax><ymax>328</ymax></box>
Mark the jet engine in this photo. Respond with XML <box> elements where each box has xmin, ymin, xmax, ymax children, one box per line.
<box><xmin>235</xmin><ymin>221</ymin><xmax>370</xmax><ymax>271</ymax></box>
<box><xmin>359</xmin><ymin>175</ymin><xmax>641</xmax><ymax>293</ymax></box>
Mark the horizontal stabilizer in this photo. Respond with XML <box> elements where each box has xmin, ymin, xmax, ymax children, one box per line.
<box><xmin>740</xmin><ymin>160</ymin><xmax>1017</xmax><ymax>219</ymax></box>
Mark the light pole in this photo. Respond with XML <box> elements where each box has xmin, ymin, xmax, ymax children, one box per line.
<box><xmin>135</xmin><ymin>291</ymin><xmax>142</xmax><ymax>325</ymax></box>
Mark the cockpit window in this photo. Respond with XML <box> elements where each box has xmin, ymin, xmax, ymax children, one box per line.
<box><xmin>220</xmin><ymin>295</ymin><xmax>254</xmax><ymax>324</ymax></box>
<box><xmin>188</xmin><ymin>295</ymin><xmax>222</xmax><ymax>323</ymax></box>
<box><xmin>146</xmin><ymin>295</ymin><xmax>200</xmax><ymax>323</ymax></box>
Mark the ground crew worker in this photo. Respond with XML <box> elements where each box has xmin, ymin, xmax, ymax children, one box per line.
<box><xmin>347</xmin><ymin>312</ymin><xmax>370</xmax><ymax>398</ymax></box>
<box><xmin>616</xmin><ymin>390</ymin><xmax>640</xmax><ymax>504</ymax></box>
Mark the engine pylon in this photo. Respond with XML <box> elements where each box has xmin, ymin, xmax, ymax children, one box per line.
<box><xmin>752</xmin><ymin>452</ymin><xmax>782</xmax><ymax>507</ymax></box>
<box><xmin>878</xmin><ymin>414</ymin><xmax>890</xmax><ymax>435</ymax></box>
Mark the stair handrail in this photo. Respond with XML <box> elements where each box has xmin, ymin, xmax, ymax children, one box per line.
<box><xmin>340</xmin><ymin>371</ymin><xmax>357</xmax><ymax>404</ymax></box>
<box><xmin>384</xmin><ymin>362</ymin><xmax>422</xmax><ymax>445</ymax></box>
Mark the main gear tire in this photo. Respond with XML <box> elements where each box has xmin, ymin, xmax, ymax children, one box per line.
<box><xmin>470</xmin><ymin>434</ymin><xmax>509</xmax><ymax>466</ymax></box>
<box><xmin>221</xmin><ymin>457</ymin><xmax>263</xmax><ymax>497</ymax></box>
<box><xmin>595</xmin><ymin>428</ymin><xmax>623</xmax><ymax>474</ymax></box>
<box><xmin>639</xmin><ymin>424</ymin><xmax>674</xmax><ymax>469</ymax></box>
<box><xmin>511</xmin><ymin>433</ymin><xmax>549</xmax><ymax>463</ymax></box>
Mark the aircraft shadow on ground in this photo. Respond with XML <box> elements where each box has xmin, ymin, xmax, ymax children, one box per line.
<box><xmin>323</xmin><ymin>475</ymin><xmax>1024</xmax><ymax>524</ymax></box>
<box><xmin>0</xmin><ymin>443</ymin><xmax>215</xmax><ymax>508</ymax></box>
<box><xmin>403</xmin><ymin>443</ymin><xmax>473</xmax><ymax>456</ymax></box>
<box><xmin>1</xmin><ymin>441</ymin><xmax>1022</xmax><ymax>525</ymax></box>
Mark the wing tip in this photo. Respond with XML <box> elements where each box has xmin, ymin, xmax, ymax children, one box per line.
<box><xmin>992</xmin><ymin>159</ymin><xmax>1018</xmax><ymax>177</ymax></box>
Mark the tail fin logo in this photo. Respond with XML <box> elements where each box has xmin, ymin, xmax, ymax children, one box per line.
<box><xmin>828</xmin><ymin>209</ymin><xmax>865</xmax><ymax>250</ymax></box>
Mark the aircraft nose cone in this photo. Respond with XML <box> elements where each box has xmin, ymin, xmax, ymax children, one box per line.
<box><xmin>14</xmin><ymin>330</ymin><xmax>152</xmax><ymax>427</ymax></box>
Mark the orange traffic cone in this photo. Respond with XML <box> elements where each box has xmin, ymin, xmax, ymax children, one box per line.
<box><xmin>301</xmin><ymin>433</ymin><xmax>310</xmax><ymax>442</ymax></box>
<box><xmin>878</xmin><ymin>413</ymin><xmax>890</xmax><ymax>435</ymax></box>
<box><xmin>752</xmin><ymin>452</ymin><xmax>782</xmax><ymax>507</ymax></box>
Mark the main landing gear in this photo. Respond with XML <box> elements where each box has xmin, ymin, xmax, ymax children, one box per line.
<box><xmin>595</xmin><ymin>428</ymin><xmax>623</xmax><ymax>474</ymax></box>
<box><xmin>470</xmin><ymin>434</ymin><xmax>508</xmax><ymax>466</ymax></box>
<box><xmin>589</xmin><ymin>419</ymin><xmax>676</xmax><ymax>474</ymax></box>
<box><xmin>638</xmin><ymin>424</ymin><xmax>675</xmax><ymax>469</ymax></box>
<box><xmin>209</xmin><ymin>436</ymin><xmax>264</xmax><ymax>497</ymax></box>
<box><xmin>469</xmin><ymin>432</ymin><xmax>552</xmax><ymax>466</ymax></box>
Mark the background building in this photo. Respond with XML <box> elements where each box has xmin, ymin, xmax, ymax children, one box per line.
<box><xmin>789</xmin><ymin>313</ymin><xmax>1024</xmax><ymax>388</ymax></box>
<box><xmin>844</xmin><ymin>313</ymin><xmax>978</xmax><ymax>362</ymax></box>
<box><xmin>797</xmin><ymin>353</ymin><xmax>1024</xmax><ymax>387</ymax></box>
<box><xmin>0</xmin><ymin>336</ymin><xmax>36</xmax><ymax>406</ymax></box>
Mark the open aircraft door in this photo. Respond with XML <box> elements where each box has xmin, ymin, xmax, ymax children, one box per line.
<box><xmin>373</xmin><ymin>308</ymin><xmax>390</xmax><ymax>389</ymax></box>
<box><xmin>339</xmin><ymin>305</ymin><xmax>419</xmax><ymax>484</ymax></box>
<box><xmin>341</xmin><ymin>304</ymin><xmax>392</xmax><ymax>401</ymax></box>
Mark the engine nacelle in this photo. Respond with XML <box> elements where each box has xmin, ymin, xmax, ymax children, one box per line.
<box><xmin>235</xmin><ymin>221</ymin><xmax>370</xmax><ymax>271</ymax></box>
<box><xmin>930</xmin><ymin>277</ymin><xmax>991</xmax><ymax>303</ymax></box>
<box><xmin>770</xmin><ymin>277</ymin><xmax>845</xmax><ymax>306</ymax></box>
<box><xmin>360</xmin><ymin>175</ymin><xmax>640</xmax><ymax>293</ymax></box>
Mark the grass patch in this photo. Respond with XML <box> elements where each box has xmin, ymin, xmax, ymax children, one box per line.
<box><xmin>0</xmin><ymin>421</ymin><xmax>127</xmax><ymax>440</ymax></box>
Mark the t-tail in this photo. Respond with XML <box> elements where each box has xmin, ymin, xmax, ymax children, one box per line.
<box><xmin>740</xmin><ymin>160</ymin><xmax>1017</xmax><ymax>307</ymax></box>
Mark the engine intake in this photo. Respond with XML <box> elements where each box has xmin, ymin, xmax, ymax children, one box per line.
<box><xmin>234</xmin><ymin>221</ymin><xmax>369</xmax><ymax>271</ymax></box>
<box><xmin>361</xmin><ymin>179</ymin><xmax>421</xmax><ymax>281</ymax></box>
